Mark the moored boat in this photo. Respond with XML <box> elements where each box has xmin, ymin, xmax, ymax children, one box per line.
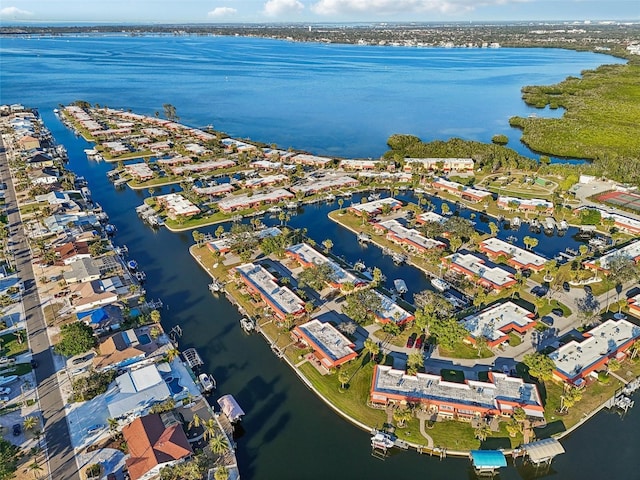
<box><xmin>198</xmin><ymin>373</ymin><xmax>216</xmax><ymax>393</ymax></box>
<box><xmin>394</xmin><ymin>279</ymin><xmax>408</xmax><ymax>294</ymax></box>
<box><xmin>430</xmin><ymin>277</ymin><xmax>450</xmax><ymax>292</ymax></box>
<box><xmin>240</xmin><ymin>317</ymin><xmax>256</xmax><ymax>333</ymax></box>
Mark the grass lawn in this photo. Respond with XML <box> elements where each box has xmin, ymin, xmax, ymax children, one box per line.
<box><xmin>0</xmin><ymin>331</ymin><xmax>28</xmax><ymax>358</ymax></box>
<box><xmin>298</xmin><ymin>360</ymin><xmax>388</xmax><ymax>428</ymax></box>
<box><xmin>508</xmin><ymin>332</ymin><xmax>522</xmax><ymax>347</ymax></box>
<box><xmin>438</xmin><ymin>341</ymin><xmax>494</xmax><ymax>360</ymax></box>
<box><xmin>440</xmin><ymin>369</ymin><xmax>465</xmax><ymax>383</ymax></box>
<box><xmin>0</xmin><ymin>362</ymin><xmax>32</xmax><ymax>377</ymax></box>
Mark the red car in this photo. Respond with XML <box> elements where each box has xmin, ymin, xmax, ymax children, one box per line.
<box><xmin>415</xmin><ymin>335</ymin><xmax>425</xmax><ymax>350</ymax></box>
<box><xmin>406</xmin><ymin>334</ymin><xmax>416</xmax><ymax>348</ymax></box>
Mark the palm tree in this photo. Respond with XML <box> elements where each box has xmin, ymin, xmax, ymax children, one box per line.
<box><xmin>214</xmin><ymin>466</ymin><xmax>229</xmax><ymax>480</ymax></box>
<box><xmin>363</xmin><ymin>338</ymin><xmax>380</xmax><ymax>363</ymax></box>
<box><xmin>208</xmin><ymin>433</ymin><xmax>229</xmax><ymax>455</ymax></box>
<box><xmin>165</xmin><ymin>347</ymin><xmax>180</xmax><ymax>362</ymax></box>
<box><xmin>189</xmin><ymin>413</ymin><xmax>202</xmax><ymax>430</ymax></box>
<box><xmin>322</xmin><ymin>238</ymin><xmax>333</xmax><ymax>254</ymax></box>
<box><xmin>406</xmin><ymin>352</ymin><xmax>424</xmax><ymax>375</ymax></box>
<box><xmin>150</xmin><ymin>309</ymin><xmax>161</xmax><ymax>324</ymax></box>
<box><xmin>23</xmin><ymin>415</ymin><xmax>38</xmax><ymax>432</ymax></box>
<box><xmin>107</xmin><ymin>417</ymin><xmax>119</xmax><ymax>438</ymax></box>
<box><xmin>392</xmin><ymin>406</ymin><xmax>413</xmax><ymax>428</ymax></box>
<box><xmin>202</xmin><ymin>418</ymin><xmax>217</xmax><ymax>441</ymax></box>
<box><xmin>27</xmin><ymin>460</ymin><xmax>43</xmax><ymax>479</ymax></box>
<box><xmin>337</xmin><ymin>369</ymin><xmax>349</xmax><ymax>390</ymax></box>
<box><xmin>474</xmin><ymin>422</ymin><xmax>491</xmax><ymax>442</ymax></box>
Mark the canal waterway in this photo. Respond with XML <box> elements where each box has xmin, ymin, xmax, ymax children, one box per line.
<box><xmin>1</xmin><ymin>35</ymin><xmax>636</xmax><ymax>479</ymax></box>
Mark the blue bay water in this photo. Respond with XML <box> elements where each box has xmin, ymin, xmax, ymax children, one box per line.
<box><xmin>0</xmin><ymin>35</ymin><xmax>636</xmax><ymax>480</ymax></box>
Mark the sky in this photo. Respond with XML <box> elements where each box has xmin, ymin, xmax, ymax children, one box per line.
<box><xmin>0</xmin><ymin>0</ymin><xmax>638</xmax><ymax>24</ymax></box>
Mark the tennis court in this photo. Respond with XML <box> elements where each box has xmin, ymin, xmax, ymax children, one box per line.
<box><xmin>598</xmin><ymin>190</ymin><xmax>640</xmax><ymax>213</ymax></box>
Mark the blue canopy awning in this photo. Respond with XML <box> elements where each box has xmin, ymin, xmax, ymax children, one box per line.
<box><xmin>470</xmin><ymin>450</ymin><xmax>507</xmax><ymax>469</ymax></box>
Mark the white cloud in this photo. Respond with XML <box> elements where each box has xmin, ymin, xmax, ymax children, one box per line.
<box><xmin>264</xmin><ymin>0</ymin><xmax>305</xmax><ymax>17</ymax></box>
<box><xmin>0</xmin><ymin>6</ymin><xmax>33</xmax><ymax>18</ymax></box>
<box><xmin>207</xmin><ymin>7</ymin><xmax>238</xmax><ymax>18</ymax></box>
<box><xmin>311</xmin><ymin>0</ymin><xmax>528</xmax><ymax>16</ymax></box>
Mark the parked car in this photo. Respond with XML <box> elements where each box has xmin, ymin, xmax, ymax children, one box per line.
<box><xmin>86</xmin><ymin>424</ymin><xmax>103</xmax><ymax>435</ymax></box>
<box><xmin>562</xmin><ymin>282</ymin><xmax>571</xmax><ymax>292</ymax></box>
<box><xmin>12</xmin><ymin>423</ymin><xmax>21</xmax><ymax>436</ymax></box>
<box><xmin>72</xmin><ymin>353</ymin><xmax>93</xmax><ymax>365</ymax></box>
<box><xmin>541</xmin><ymin>316</ymin><xmax>554</xmax><ymax>327</ymax></box>
<box><xmin>531</xmin><ymin>286</ymin><xmax>548</xmax><ymax>298</ymax></box>
<box><xmin>415</xmin><ymin>335</ymin><xmax>425</xmax><ymax>350</ymax></box>
<box><xmin>552</xmin><ymin>308</ymin><xmax>564</xmax><ymax>317</ymax></box>
<box><xmin>0</xmin><ymin>387</ymin><xmax>10</xmax><ymax>395</ymax></box>
<box><xmin>0</xmin><ymin>396</ymin><xmax>10</xmax><ymax>404</ymax></box>
<box><xmin>107</xmin><ymin>474</ymin><xmax>116</xmax><ymax>480</ymax></box>
<box><xmin>406</xmin><ymin>334</ymin><xmax>416</xmax><ymax>348</ymax></box>
<box><xmin>30</xmin><ymin>359</ymin><xmax>38</xmax><ymax>369</ymax></box>
<box><xmin>584</xmin><ymin>285</ymin><xmax>593</xmax><ymax>295</ymax></box>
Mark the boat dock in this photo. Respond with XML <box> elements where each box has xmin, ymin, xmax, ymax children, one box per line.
<box><xmin>113</xmin><ymin>177</ymin><xmax>128</xmax><ymax>188</ymax></box>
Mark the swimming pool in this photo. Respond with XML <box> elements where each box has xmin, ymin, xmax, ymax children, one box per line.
<box><xmin>166</xmin><ymin>378</ymin><xmax>183</xmax><ymax>395</ymax></box>
<box><xmin>138</xmin><ymin>333</ymin><xmax>151</xmax><ymax>345</ymax></box>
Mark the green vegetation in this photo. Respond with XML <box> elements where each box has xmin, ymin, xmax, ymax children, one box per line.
<box><xmin>385</xmin><ymin>135</ymin><xmax>538</xmax><ymax>171</ymax></box>
<box><xmin>54</xmin><ymin>322</ymin><xmax>97</xmax><ymax>357</ymax></box>
<box><xmin>510</xmin><ymin>63</ymin><xmax>640</xmax><ymax>184</ymax></box>
<box><xmin>0</xmin><ymin>331</ymin><xmax>28</xmax><ymax>358</ymax></box>
<box><xmin>491</xmin><ymin>134</ymin><xmax>509</xmax><ymax>145</ymax></box>
<box><xmin>70</xmin><ymin>370</ymin><xmax>117</xmax><ymax>402</ymax></box>
<box><xmin>0</xmin><ymin>438</ymin><xmax>20</xmax><ymax>480</ymax></box>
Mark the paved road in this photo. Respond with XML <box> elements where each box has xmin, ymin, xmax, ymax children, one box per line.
<box><xmin>0</xmin><ymin>137</ymin><xmax>79</xmax><ymax>480</ymax></box>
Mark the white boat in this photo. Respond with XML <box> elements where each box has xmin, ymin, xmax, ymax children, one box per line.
<box><xmin>0</xmin><ymin>375</ymin><xmax>18</xmax><ymax>386</ymax></box>
<box><xmin>286</xmin><ymin>202</ymin><xmax>299</xmax><ymax>210</ymax></box>
<box><xmin>353</xmin><ymin>260</ymin><xmax>365</xmax><ymax>271</ymax></box>
<box><xmin>209</xmin><ymin>280</ymin><xmax>223</xmax><ymax>293</ymax></box>
<box><xmin>371</xmin><ymin>431</ymin><xmax>395</xmax><ymax>450</ymax></box>
<box><xmin>394</xmin><ymin>279</ymin><xmax>408</xmax><ymax>294</ymax></box>
<box><xmin>267</xmin><ymin>206</ymin><xmax>282</xmax><ymax>213</ymax></box>
<box><xmin>507</xmin><ymin>235</ymin><xmax>518</xmax><ymax>243</ymax></box>
<box><xmin>240</xmin><ymin>317</ymin><xmax>255</xmax><ymax>333</ymax></box>
<box><xmin>430</xmin><ymin>277</ymin><xmax>450</xmax><ymax>292</ymax></box>
<box><xmin>198</xmin><ymin>373</ymin><xmax>216</xmax><ymax>393</ymax></box>
<box><xmin>367</xmin><ymin>193</ymin><xmax>381</xmax><ymax>202</ymax></box>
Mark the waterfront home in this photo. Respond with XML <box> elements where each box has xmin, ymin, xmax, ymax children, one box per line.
<box><xmin>221</xmin><ymin>138</ymin><xmax>258</xmax><ymax>154</ymax></box>
<box><xmin>244</xmin><ymin>174</ymin><xmax>289</xmax><ymax>189</ymax></box>
<box><xmin>286</xmin><ymin>242</ymin><xmax>367</xmax><ymax>290</ymax></box>
<box><xmin>443</xmin><ymin>252</ymin><xmax>517</xmax><ymax>292</ymax></box>
<box><xmin>29</xmin><ymin>168</ymin><xmax>60</xmax><ymax>185</ymax></box>
<box><xmin>290</xmin><ymin>153</ymin><xmax>333</xmax><ymax>168</ymax></box>
<box><xmin>370</xmin><ymin>365</ymin><xmax>544</xmax><ymax>420</ymax></box>
<box><xmin>170</xmin><ymin>159</ymin><xmax>236</xmax><ymax>176</ymax></box>
<box><xmin>106</xmin><ymin>364</ymin><xmax>172</xmax><ymax>420</ymax></box>
<box><xmin>93</xmin><ymin>327</ymin><xmax>165</xmax><ymax>372</ymax></box>
<box><xmin>262</xmin><ymin>148</ymin><xmax>296</xmax><ymax>162</ymax></box>
<box><xmin>339</xmin><ymin>159</ymin><xmax>379</xmax><ymax>171</ymax></box>
<box><xmin>155</xmin><ymin>155</ymin><xmax>192</xmax><ymax>167</ymax></box>
<box><xmin>192</xmin><ymin>184</ymin><xmax>235</xmax><ymax>198</ymax></box>
<box><xmin>497</xmin><ymin>196</ymin><xmax>554</xmax><ymax>215</ymax></box>
<box><xmin>403</xmin><ymin>157</ymin><xmax>474</xmax><ymax>173</ymax></box>
<box><xmin>372</xmin><ymin>290</ymin><xmax>414</xmax><ymax>326</ymax></box>
<box><xmin>26</xmin><ymin>152</ymin><xmax>55</xmax><ymax>169</ymax></box>
<box><xmin>183</xmin><ymin>143</ymin><xmax>209</xmax><ymax>156</ymax></box>
<box><xmin>479</xmin><ymin>237</ymin><xmax>546</xmax><ymax>272</ymax></box>
<box><xmin>431</xmin><ymin>177</ymin><xmax>491</xmax><ymax>203</ymax></box>
<box><xmin>573</xmin><ymin>206</ymin><xmax>640</xmax><ymax>235</ymax></box>
<box><xmin>583</xmin><ymin>239</ymin><xmax>640</xmax><ymax>273</ymax></box>
<box><xmin>77</xmin><ymin>304</ymin><xmax>124</xmax><ymax>332</ymax></box>
<box><xmin>217</xmin><ymin>188</ymin><xmax>294</xmax><ymax>213</ymax></box>
<box><xmin>461</xmin><ymin>301</ymin><xmax>536</xmax><ymax>348</ymax></box>
<box><xmin>63</xmin><ymin>258</ymin><xmax>101</xmax><ymax>284</ymax></box>
<box><xmin>292</xmin><ymin>319</ymin><xmax>357</xmax><ymax>369</ymax></box>
<box><xmin>42</xmin><ymin>212</ymin><xmax>100</xmax><ymax>234</ymax></box>
<box><xmin>627</xmin><ymin>293</ymin><xmax>640</xmax><ymax>319</ymax></box>
<box><xmin>415</xmin><ymin>211</ymin><xmax>446</xmax><ymax>225</ymax></box>
<box><xmin>17</xmin><ymin>135</ymin><xmax>40</xmax><ymax>151</ymax></box>
<box><xmin>250</xmin><ymin>159</ymin><xmax>296</xmax><ymax>171</ymax></box>
<box><xmin>101</xmin><ymin>140</ymin><xmax>130</xmax><ymax>154</ymax></box>
<box><xmin>348</xmin><ymin>197</ymin><xmax>403</xmax><ymax>217</ymax></box>
<box><xmin>290</xmin><ymin>174</ymin><xmax>359</xmax><ymax>196</ymax></box>
<box><xmin>232</xmin><ymin>263</ymin><xmax>305</xmax><ymax>319</ymax></box>
<box><xmin>140</xmin><ymin>127</ymin><xmax>169</xmax><ymax>138</ymax></box>
<box><xmin>148</xmin><ymin>141</ymin><xmax>173</xmax><ymax>152</ymax></box>
<box><xmin>358</xmin><ymin>171</ymin><xmax>412</xmax><ymax>184</ymax></box>
<box><xmin>54</xmin><ymin>241</ymin><xmax>91</xmax><ymax>265</ymax></box>
<box><xmin>156</xmin><ymin>194</ymin><xmax>201</xmax><ymax>220</ymax></box>
<box><xmin>69</xmin><ymin>281</ymin><xmax>119</xmax><ymax>313</ymax></box>
<box><xmin>373</xmin><ymin>219</ymin><xmax>446</xmax><ymax>254</ymax></box>
<box><xmin>35</xmin><ymin>190</ymin><xmax>81</xmax><ymax>208</ymax></box>
<box><xmin>124</xmin><ymin>162</ymin><xmax>155</xmax><ymax>182</ymax></box>
<box><xmin>549</xmin><ymin>318</ymin><xmax>640</xmax><ymax>386</ymax></box>
<box><xmin>122</xmin><ymin>413</ymin><xmax>193</xmax><ymax>480</ymax></box>
<box><xmin>207</xmin><ymin>227</ymin><xmax>282</xmax><ymax>255</ymax></box>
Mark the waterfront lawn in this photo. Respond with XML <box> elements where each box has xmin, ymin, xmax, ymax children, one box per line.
<box><xmin>438</xmin><ymin>341</ymin><xmax>494</xmax><ymax>360</ymax></box>
<box><xmin>298</xmin><ymin>360</ymin><xmax>388</xmax><ymax>428</ymax></box>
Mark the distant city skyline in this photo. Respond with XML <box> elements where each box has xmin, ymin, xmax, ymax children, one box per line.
<box><xmin>0</xmin><ymin>1</ymin><xmax>638</xmax><ymax>24</ymax></box>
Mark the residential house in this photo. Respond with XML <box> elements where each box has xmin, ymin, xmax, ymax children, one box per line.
<box><xmin>125</xmin><ymin>163</ymin><xmax>154</xmax><ymax>182</ymax></box>
<box><xmin>432</xmin><ymin>177</ymin><xmax>491</xmax><ymax>203</ymax></box>
<box><xmin>156</xmin><ymin>194</ymin><xmax>200</xmax><ymax>220</ymax></box>
<box><xmin>69</xmin><ymin>280</ymin><xmax>119</xmax><ymax>313</ymax></box>
<box><xmin>54</xmin><ymin>241</ymin><xmax>91</xmax><ymax>265</ymax></box>
<box><xmin>27</xmin><ymin>152</ymin><xmax>55</xmax><ymax>169</ymax></box>
<box><xmin>497</xmin><ymin>196</ymin><xmax>554</xmax><ymax>215</ymax></box>
<box><xmin>106</xmin><ymin>364</ymin><xmax>173</xmax><ymax>420</ymax></box>
<box><xmin>77</xmin><ymin>304</ymin><xmax>124</xmax><ymax>332</ymax></box>
<box><xmin>403</xmin><ymin>158</ymin><xmax>474</xmax><ymax>173</ymax></box>
<box><xmin>93</xmin><ymin>328</ymin><xmax>164</xmax><ymax>371</ymax></box>
<box><xmin>479</xmin><ymin>238</ymin><xmax>547</xmax><ymax>272</ymax></box>
<box><xmin>443</xmin><ymin>252</ymin><xmax>517</xmax><ymax>292</ymax></box>
<box><xmin>373</xmin><ymin>219</ymin><xmax>446</xmax><ymax>254</ymax></box>
<box><xmin>347</xmin><ymin>197</ymin><xmax>403</xmax><ymax>217</ymax></box>
<box><xmin>63</xmin><ymin>258</ymin><xmax>101</xmax><ymax>284</ymax></box>
<box><xmin>217</xmin><ymin>189</ymin><xmax>294</xmax><ymax>213</ymax></box>
<box><xmin>460</xmin><ymin>301</ymin><xmax>536</xmax><ymax>348</ymax></box>
<box><xmin>292</xmin><ymin>319</ymin><xmax>357</xmax><ymax>369</ymax></box>
<box><xmin>17</xmin><ymin>135</ymin><xmax>40</xmax><ymax>151</ymax></box>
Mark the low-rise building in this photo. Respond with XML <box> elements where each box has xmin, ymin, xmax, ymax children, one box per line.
<box><xmin>443</xmin><ymin>252</ymin><xmax>516</xmax><ymax>292</ymax></box>
<box><xmin>415</xmin><ymin>211</ymin><xmax>446</xmax><ymax>225</ymax></box>
<box><xmin>290</xmin><ymin>175</ymin><xmax>358</xmax><ymax>196</ymax></box>
<box><xmin>156</xmin><ymin>193</ymin><xmax>200</xmax><ymax>219</ymax></box>
<box><xmin>550</xmin><ymin>319</ymin><xmax>640</xmax><ymax>385</ymax></box>
<box><xmin>583</xmin><ymin>239</ymin><xmax>640</xmax><ymax>273</ymax></box>
<box><xmin>292</xmin><ymin>319</ymin><xmax>357</xmax><ymax>369</ymax></box>
<box><xmin>403</xmin><ymin>157</ymin><xmax>474</xmax><ymax>173</ymax></box>
<box><xmin>372</xmin><ymin>290</ymin><xmax>414</xmax><ymax>326</ymax></box>
<box><xmin>373</xmin><ymin>219</ymin><xmax>446</xmax><ymax>254</ymax></box>
<box><xmin>286</xmin><ymin>242</ymin><xmax>367</xmax><ymax>289</ymax></box>
<box><xmin>432</xmin><ymin>177</ymin><xmax>491</xmax><ymax>203</ymax></box>
<box><xmin>155</xmin><ymin>156</ymin><xmax>192</xmax><ymax>167</ymax></box>
<box><xmin>233</xmin><ymin>263</ymin><xmax>305</xmax><ymax>319</ymax></box>
<box><xmin>170</xmin><ymin>159</ymin><xmax>235</xmax><ymax>175</ymax></box>
<box><xmin>497</xmin><ymin>196</ymin><xmax>553</xmax><ymax>215</ymax></box>
<box><xmin>339</xmin><ymin>159</ymin><xmax>379</xmax><ymax>171</ymax></box>
<box><xmin>122</xmin><ymin>413</ymin><xmax>193</xmax><ymax>480</ymax></box>
<box><xmin>63</xmin><ymin>258</ymin><xmax>101</xmax><ymax>284</ymax></box>
<box><xmin>628</xmin><ymin>293</ymin><xmax>640</xmax><ymax>319</ymax></box>
<box><xmin>290</xmin><ymin>153</ymin><xmax>333</xmax><ymax>168</ymax></box>
<box><xmin>125</xmin><ymin>162</ymin><xmax>154</xmax><ymax>182</ymax></box>
<box><xmin>106</xmin><ymin>364</ymin><xmax>172</xmax><ymax>420</ymax></box>
<box><xmin>479</xmin><ymin>237</ymin><xmax>547</xmax><ymax>271</ymax></box>
<box><xmin>93</xmin><ymin>328</ymin><xmax>163</xmax><ymax>371</ymax></box>
<box><xmin>217</xmin><ymin>188</ymin><xmax>294</xmax><ymax>213</ymax></box>
<box><xmin>244</xmin><ymin>174</ymin><xmax>289</xmax><ymax>189</ymax></box>
<box><xmin>461</xmin><ymin>301</ymin><xmax>536</xmax><ymax>348</ymax></box>
<box><xmin>207</xmin><ymin>227</ymin><xmax>282</xmax><ymax>255</ymax></box>
<box><xmin>347</xmin><ymin>197</ymin><xmax>403</xmax><ymax>217</ymax></box>
<box><xmin>192</xmin><ymin>184</ymin><xmax>235</xmax><ymax>198</ymax></box>
<box><xmin>370</xmin><ymin>365</ymin><xmax>544</xmax><ymax>420</ymax></box>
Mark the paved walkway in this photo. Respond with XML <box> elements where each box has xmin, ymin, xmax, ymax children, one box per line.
<box><xmin>415</xmin><ymin>410</ymin><xmax>435</xmax><ymax>449</ymax></box>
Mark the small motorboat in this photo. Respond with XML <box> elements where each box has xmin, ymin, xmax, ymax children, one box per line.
<box><xmin>240</xmin><ymin>317</ymin><xmax>256</xmax><ymax>333</ymax></box>
<box><xmin>394</xmin><ymin>279</ymin><xmax>408</xmax><ymax>294</ymax></box>
<box><xmin>198</xmin><ymin>373</ymin><xmax>216</xmax><ymax>393</ymax></box>
<box><xmin>430</xmin><ymin>277</ymin><xmax>450</xmax><ymax>292</ymax></box>
<box><xmin>371</xmin><ymin>431</ymin><xmax>395</xmax><ymax>450</ymax></box>
<box><xmin>127</xmin><ymin>260</ymin><xmax>138</xmax><ymax>271</ymax></box>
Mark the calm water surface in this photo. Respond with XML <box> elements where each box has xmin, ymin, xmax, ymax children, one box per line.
<box><xmin>1</xmin><ymin>35</ymin><xmax>636</xmax><ymax>479</ymax></box>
